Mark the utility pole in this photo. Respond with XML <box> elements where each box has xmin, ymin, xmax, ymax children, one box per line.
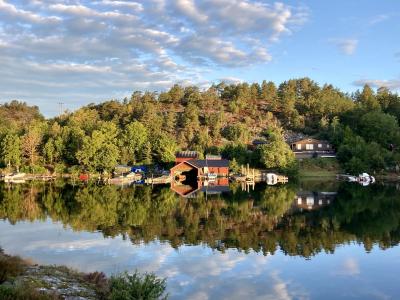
<box><xmin>58</xmin><ymin>102</ymin><xmax>64</xmax><ymax>116</ymax></box>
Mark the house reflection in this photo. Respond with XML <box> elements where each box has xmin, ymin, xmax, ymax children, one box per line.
<box><xmin>171</xmin><ymin>178</ymin><xmax>230</xmax><ymax>198</ymax></box>
<box><xmin>292</xmin><ymin>191</ymin><xmax>337</xmax><ymax>211</ymax></box>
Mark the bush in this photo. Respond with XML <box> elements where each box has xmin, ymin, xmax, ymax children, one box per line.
<box><xmin>54</xmin><ymin>163</ymin><xmax>67</xmax><ymax>174</ymax></box>
<box><xmin>0</xmin><ymin>253</ymin><xmax>25</xmax><ymax>283</ymax></box>
<box><xmin>83</xmin><ymin>271</ymin><xmax>109</xmax><ymax>297</ymax></box>
<box><xmin>68</xmin><ymin>165</ymin><xmax>82</xmax><ymax>177</ymax></box>
<box><xmin>20</xmin><ymin>165</ymin><xmax>48</xmax><ymax>174</ymax></box>
<box><xmin>109</xmin><ymin>271</ymin><xmax>167</xmax><ymax>300</ymax></box>
<box><xmin>0</xmin><ymin>285</ymin><xmax>57</xmax><ymax>300</ymax></box>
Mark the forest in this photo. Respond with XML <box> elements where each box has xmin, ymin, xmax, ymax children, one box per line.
<box><xmin>1</xmin><ymin>77</ymin><xmax>400</xmax><ymax>175</ymax></box>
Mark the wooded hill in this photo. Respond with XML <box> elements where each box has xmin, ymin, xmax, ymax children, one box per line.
<box><xmin>1</xmin><ymin>77</ymin><xmax>400</xmax><ymax>174</ymax></box>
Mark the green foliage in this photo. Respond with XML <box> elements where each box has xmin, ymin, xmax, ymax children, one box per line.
<box><xmin>259</xmin><ymin>130</ymin><xmax>295</xmax><ymax>170</ymax></box>
<box><xmin>1</xmin><ymin>78</ymin><xmax>400</xmax><ymax>173</ymax></box>
<box><xmin>152</xmin><ymin>134</ymin><xmax>178</xmax><ymax>164</ymax></box>
<box><xmin>76</xmin><ymin>122</ymin><xmax>120</xmax><ymax>172</ymax></box>
<box><xmin>20</xmin><ymin>165</ymin><xmax>48</xmax><ymax>174</ymax></box>
<box><xmin>0</xmin><ymin>285</ymin><xmax>56</xmax><ymax>300</ymax></box>
<box><xmin>121</xmin><ymin>122</ymin><xmax>148</xmax><ymax>164</ymax></box>
<box><xmin>222</xmin><ymin>123</ymin><xmax>250</xmax><ymax>144</ymax></box>
<box><xmin>221</xmin><ymin>144</ymin><xmax>252</xmax><ymax>166</ymax></box>
<box><xmin>109</xmin><ymin>272</ymin><xmax>167</xmax><ymax>300</ymax></box>
<box><xmin>356</xmin><ymin>84</ymin><xmax>380</xmax><ymax>111</ymax></box>
<box><xmin>336</xmin><ymin>127</ymin><xmax>391</xmax><ymax>174</ymax></box>
<box><xmin>0</xmin><ymin>134</ymin><xmax>22</xmax><ymax>169</ymax></box>
<box><xmin>229</xmin><ymin>158</ymin><xmax>240</xmax><ymax>173</ymax></box>
<box><xmin>357</xmin><ymin>111</ymin><xmax>400</xmax><ymax>146</ymax></box>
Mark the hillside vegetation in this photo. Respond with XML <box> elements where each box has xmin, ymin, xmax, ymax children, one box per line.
<box><xmin>1</xmin><ymin>78</ymin><xmax>400</xmax><ymax>174</ymax></box>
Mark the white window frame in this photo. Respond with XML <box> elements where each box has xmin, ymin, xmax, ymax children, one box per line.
<box><xmin>318</xmin><ymin>144</ymin><xmax>322</xmax><ymax>148</ymax></box>
<box><xmin>306</xmin><ymin>144</ymin><xmax>314</xmax><ymax>150</ymax></box>
<box><xmin>297</xmin><ymin>144</ymin><xmax>302</xmax><ymax>150</ymax></box>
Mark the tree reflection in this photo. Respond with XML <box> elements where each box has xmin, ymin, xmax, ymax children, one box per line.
<box><xmin>1</xmin><ymin>181</ymin><xmax>400</xmax><ymax>258</ymax></box>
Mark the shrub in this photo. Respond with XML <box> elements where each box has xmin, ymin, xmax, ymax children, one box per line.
<box><xmin>0</xmin><ymin>253</ymin><xmax>25</xmax><ymax>283</ymax></box>
<box><xmin>54</xmin><ymin>163</ymin><xmax>67</xmax><ymax>174</ymax></box>
<box><xmin>0</xmin><ymin>285</ymin><xmax>57</xmax><ymax>300</ymax></box>
<box><xmin>20</xmin><ymin>165</ymin><xmax>47</xmax><ymax>174</ymax></box>
<box><xmin>83</xmin><ymin>271</ymin><xmax>109</xmax><ymax>297</ymax></box>
<box><xmin>109</xmin><ymin>271</ymin><xmax>167</xmax><ymax>300</ymax></box>
<box><xmin>68</xmin><ymin>165</ymin><xmax>82</xmax><ymax>177</ymax></box>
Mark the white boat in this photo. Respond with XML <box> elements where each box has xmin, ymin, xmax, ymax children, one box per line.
<box><xmin>347</xmin><ymin>176</ymin><xmax>358</xmax><ymax>182</ymax></box>
<box><xmin>266</xmin><ymin>173</ymin><xmax>278</xmax><ymax>185</ymax></box>
<box><xmin>339</xmin><ymin>173</ymin><xmax>375</xmax><ymax>185</ymax></box>
<box><xmin>357</xmin><ymin>173</ymin><xmax>375</xmax><ymax>185</ymax></box>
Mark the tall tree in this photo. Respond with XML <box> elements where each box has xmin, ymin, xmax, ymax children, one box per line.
<box><xmin>0</xmin><ymin>133</ymin><xmax>22</xmax><ymax>170</ymax></box>
<box><xmin>122</xmin><ymin>121</ymin><xmax>148</xmax><ymax>164</ymax></box>
<box><xmin>259</xmin><ymin>129</ymin><xmax>295</xmax><ymax>169</ymax></box>
<box><xmin>22</xmin><ymin>122</ymin><xmax>44</xmax><ymax>166</ymax></box>
<box><xmin>76</xmin><ymin>122</ymin><xmax>120</xmax><ymax>173</ymax></box>
<box><xmin>356</xmin><ymin>84</ymin><xmax>380</xmax><ymax>111</ymax></box>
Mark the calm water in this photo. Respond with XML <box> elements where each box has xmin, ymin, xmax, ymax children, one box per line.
<box><xmin>1</xmin><ymin>180</ymin><xmax>400</xmax><ymax>299</ymax></box>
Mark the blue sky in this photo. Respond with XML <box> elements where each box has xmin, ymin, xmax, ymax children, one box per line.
<box><xmin>0</xmin><ymin>0</ymin><xmax>399</xmax><ymax>116</ymax></box>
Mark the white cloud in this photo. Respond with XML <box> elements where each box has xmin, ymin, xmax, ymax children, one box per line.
<box><xmin>218</xmin><ymin>77</ymin><xmax>243</xmax><ymax>85</ymax></box>
<box><xmin>97</xmin><ymin>0</ymin><xmax>144</xmax><ymax>11</ymax></box>
<box><xmin>331</xmin><ymin>38</ymin><xmax>358</xmax><ymax>55</ymax></box>
<box><xmin>0</xmin><ymin>0</ymin><xmax>308</xmax><ymax>115</ymax></box>
<box><xmin>333</xmin><ymin>257</ymin><xmax>360</xmax><ymax>276</ymax></box>
<box><xmin>175</xmin><ymin>0</ymin><xmax>208</xmax><ymax>23</ymax></box>
<box><xmin>369</xmin><ymin>14</ymin><xmax>389</xmax><ymax>25</ymax></box>
<box><xmin>353</xmin><ymin>78</ymin><xmax>400</xmax><ymax>90</ymax></box>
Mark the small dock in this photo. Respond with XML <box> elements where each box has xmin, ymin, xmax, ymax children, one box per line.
<box><xmin>145</xmin><ymin>174</ymin><xmax>171</xmax><ymax>185</ymax></box>
<box><xmin>233</xmin><ymin>164</ymin><xmax>288</xmax><ymax>185</ymax></box>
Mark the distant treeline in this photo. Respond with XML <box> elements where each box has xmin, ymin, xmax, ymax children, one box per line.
<box><xmin>0</xmin><ymin>78</ymin><xmax>400</xmax><ymax>174</ymax></box>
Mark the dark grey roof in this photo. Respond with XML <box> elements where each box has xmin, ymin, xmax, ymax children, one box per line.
<box><xmin>200</xmin><ymin>185</ymin><xmax>231</xmax><ymax>193</ymax></box>
<box><xmin>176</xmin><ymin>151</ymin><xmax>199</xmax><ymax>158</ymax></box>
<box><xmin>189</xmin><ymin>159</ymin><xmax>230</xmax><ymax>168</ymax></box>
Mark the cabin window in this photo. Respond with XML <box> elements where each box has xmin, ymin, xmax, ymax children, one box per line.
<box><xmin>297</xmin><ymin>197</ymin><xmax>302</xmax><ymax>205</ymax></box>
<box><xmin>306</xmin><ymin>144</ymin><xmax>314</xmax><ymax>150</ymax></box>
<box><xmin>297</xmin><ymin>144</ymin><xmax>302</xmax><ymax>150</ymax></box>
<box><xmin>319</xmin><ymin>200</ymin><xmax>322</xmax><ymax>205</ymax></box>
<box><xmin>318</xmin><ymin>144</ymin><xmax>322</xmax><ymax>148</ymax></box>
<box><xmin>306</xmin><ymin>197</ymin><xmax>314</xmax><ymax>205</ymax></box>
<box><xmin>327</xmin><ymin>144</ymin><xmax>330</xmax><ymax>148</ymax></box>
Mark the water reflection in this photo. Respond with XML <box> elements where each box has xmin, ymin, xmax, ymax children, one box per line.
<box><xmin>1</xmin><ymin>180</ymin><xmax>400</xmax><ymax>256</ymax></box>
<box><xmin>1</xmin><ymin>180</ymin><xmax>400</xmax><ymax>299</ymax></box>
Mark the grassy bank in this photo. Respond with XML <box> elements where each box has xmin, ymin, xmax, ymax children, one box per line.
<box><xmin>298</xmin><ymin>158</ymin><xmax>341</xmax><ymax>178</ymax></box>
<box><xmin>0</xmin><ymin>248</ymin><xmax>167</xmax><ymax>300</ymax></box>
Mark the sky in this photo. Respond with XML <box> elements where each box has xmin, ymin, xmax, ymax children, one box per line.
<box><xmin>0</xmin><ymin>0</ymin><xmax>399</xmax><ymax>116</ymax></box>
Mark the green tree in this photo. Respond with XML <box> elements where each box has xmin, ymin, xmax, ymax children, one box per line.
<box><xmin>259</xmin><ymin>131</ymin><xmax>295</xmax><ymax>169</ymax></box>
<box><xmin>122</xmin><ymin>121</ymin><xmax>148</xmax><ymax>164</ymax></box>
<box><xmin>22</xmin><ymin>121</ymin><xmax>45</xmax><ymax>166</ymax></box>
<box><xmin>152</xmin><ymin>134</ymin><xmax>178</xmax><ymax>164</ymax></box>
<box><xmin>356</xmin><ymin>84</ymin><xmax>380</xmax><ymax>111</ymax></box>
<box><xmin>0</xmin><ymin>134</ymin><xmax>22</xmax><ymax>170</ymax></box>
<box><xmin>76</xmin><ymin>122</ymin><xmax>120</xmax><ymax>173</ymax></box>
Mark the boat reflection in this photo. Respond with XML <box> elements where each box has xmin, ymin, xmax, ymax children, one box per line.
<box><xmin>292</xmin><ymin>191</ymin><xmax>337</xmax><ymax>211</ymax></box>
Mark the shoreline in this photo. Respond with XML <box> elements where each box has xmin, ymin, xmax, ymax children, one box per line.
<box><xmin>0</xmin><ymin>249</ymin><xmax>167</xmax><ymax>300</ymax></box>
